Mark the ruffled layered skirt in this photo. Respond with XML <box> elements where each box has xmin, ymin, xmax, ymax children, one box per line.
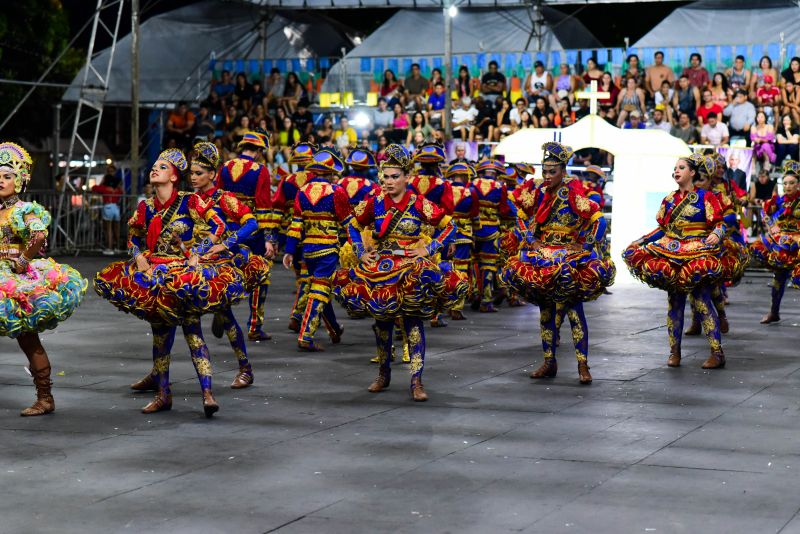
<box><xmin>623</xmin><ymin>234</ymin><xmax>723</xmax><ymax>292</ymax></box>
<box><xmin>0</xmin><ymin>258</ymin><xmax>87</xmax><ymax>338</ymax></box>
<box><xmin>499</xmin><ymin>243</ymin><xmax>615</xmax><ymax>304</ymax></box>
<box><xmin>94</xmin><ymin>255</ymin><xmax>245</xmax><ymax>325</ymax></box>
<box><xmin>750</xmin><ymin>230</ymin><xmax>800</xmax><ymax>272</ymax></box>
<box><xmin>334</xmin><ymin>255</ymin><xmax>468</xmax><ymax>321</ymax></box>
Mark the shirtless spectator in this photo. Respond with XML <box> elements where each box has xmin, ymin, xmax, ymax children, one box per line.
<box><xmin>645</xmin><ymin>50</ymin><xmax>675</xmax><ymax>100</ymax></box>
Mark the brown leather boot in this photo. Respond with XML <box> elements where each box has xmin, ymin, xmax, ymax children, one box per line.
<box><xmin>130</xmin><ymin>372</ymin><xmax>157</xmax><ymax>391</ymax></box>
<box><xmin>203</xmin><ymin>390</ymin><xmax>219</xmax><ymax>418</ymax></box>
<box><xmin>760</xmin><ymin>312</ymin><xmax>780</xmax><ymax>324</ymax></box>
<box><xmin>247</xmin><ymin>329</ymin><xmax>272</xmax><ymax>341</ymax></box>
<box><xmin>430</xmin><ymin>315</ymin><xmax>448</xmax><ymax>327</ymax></box>
<box><xmin>230</xmin><ymin>368</ymin><xmax>254</xmax><ymax>389</ymax></box>
<box><xmin>327</xmin><ymin>324</ymin><xmax>344</xmax><ymax>344</ymax></box>
<box><xmin>410</xmin><ymin>377</ymin><xmax>428</xmax><ymax>402</ymax></box>
<box><xmin>719</xmin><ymin>314</ymin><xmax>729</xmax><ymax>334</ymax></box>
<box><xmin>684</xmin><ymin>319</ymin><xmax>701</xmax><ymax>336</ymax></box>
<box><xmin>530</xmin><ymin>359</ymin><xmax>557</xmax><ymax>379</ymax></box>
<box><xmin>288</xmin><ymin>317</ymin><xmax>300</xmax><ymax>332</ymax></box>
<box><xmin>667</xmin><ymin>351</ymin><xmax>681</xmax><ymax>367</ymax></box>
<box><xmin>577</xmin><ymin>362</ymin><xmax>592</xmax><ymax>384</ymax></box>
<box><xmin>20</xmin><ymin>366</ymin><xmax>55</xmax><ymax>417</ymax></box>
<box><xmin>141</xmin><ymin>390</ymin><xmax>172</xmax><ymax>414</ymax></box>
<box><xmin>367</xmin><ymin>372</ymin><xmax>390</xmax><ymax>393</ymax></box>
<box><xmin>298</xmin><ymin>340</ymin><xmax>325</xmax><ymax>352</ymax></box>
<box><xmin>449</xmin><ymin>310</ymin><xmax>466</xmax><ymax>320</ymax></box>
<box><xmin>701</xmin><ymin>350</ymin><xmax>726</xmax><ymax>369</ymax></box>
<box><xmin>479</xmin><ymin>303</ymin><xmax>498</xmax><ymax>313</ymax></box>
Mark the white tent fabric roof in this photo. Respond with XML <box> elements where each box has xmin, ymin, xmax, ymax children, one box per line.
<box><xmin>63</xmin><ymin>0</ymin><xmax>352</xmax><ymax>104</ymax></box>
<box><xmin>634</xmin><ymin>0</ymin><xmax>800</xmax><ymax>47</ymax></box>
<box><xmin>322</xmin><ymin>7</ymin><xmax>601</xmax><ymax>98</ymax></box>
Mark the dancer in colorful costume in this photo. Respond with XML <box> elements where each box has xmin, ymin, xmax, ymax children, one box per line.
<box><xmin>335</xmin><ymin>145</ymin><xmax>466</xmax><ymax>401</ymax></box>
<box><xmin>623</xmin><ymin>153</ymin><xmax>727</xmax><ymax>369</ymax></box>
<box><xmin>0</xmin><ymin>142</ymin><xmax>87</xmax><ymax>416</ymax></box>
<box><xmin>443</xmin><ymin>161</ymin><xmax>480</xmax><ymax>320</ymax></box>
<box><xmin>95</xmin><ymin>149</ymin><xmax>245</xmax><ymax>416</ymax></box>
<box><xmin>494</xmin><ymin>164</ymin><xmax>527</xmax><ymax>308</ymax></box>
<box><xmin>501</xmin><ymin>142</ymin><xmax>614</xmax><ymax>384</ymax></box>
<box><xmin>267</xmin><ymin>142</ymin><xmax>315</xmax><ymax>331</ymax></box>
<box><xmin>752</xmin><ymin>160</ymin><xmax>800</xmax><ymax>323</ymax></box>
<box><xmin>282</xmin><ymin>148</ymin><xmax>351</xmax><ymax>351</ymax></box>
<box><xmin>685</xmin><ymin>154</ymin><xmax>748</xmax><ymax>335</ymax></box>
<box><xmin>215</xmin><ymin>131</ymin><xmax>274</xmax><ymax>341</ymax></box>
<box><xmin>472</xmin><ymin>159</ymin><xmax>514</xmax><ymax>312</ymax></box>
<box><xmin>408</xmin><ymin>140</ymin><xmax>454</xmax><ymax>327</ymax></box>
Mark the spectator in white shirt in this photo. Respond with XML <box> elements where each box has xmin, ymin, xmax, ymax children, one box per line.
<box><xmin>648</xmin><ymin>104</ymin><xmax>672</xmax><ymax>132</ymax></box>
<box><xmin>509</xmin><ymin>98</ymin><xmax>528</xmax><ymax>126</ymax></box>
<box><xmin>452</xmin><ymin>97</ymin><xmax>478</xmax><ymax>141</ymax></box>
<box><xmin>700</xmin><ymin>112</ymin><xmax>730</xmax><ymax>146</ymax></box>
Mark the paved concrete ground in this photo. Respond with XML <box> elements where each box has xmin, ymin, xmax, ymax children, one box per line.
<box><xmin>2</xmin><ymin>256</ymin><xmax>800</xmax><ymax>534</ymax></box>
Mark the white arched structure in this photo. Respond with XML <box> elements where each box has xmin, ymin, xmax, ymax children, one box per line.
<box><xmin>495</xmin><ymin>114</ymin><xmax>691</xmax><ymax>284</ymax></box>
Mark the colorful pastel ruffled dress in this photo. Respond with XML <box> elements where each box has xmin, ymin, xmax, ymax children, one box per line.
<box><xmin>0</xmin><ymin>200</ymin><xmax>87</xmax><ymax>337</ymax></box>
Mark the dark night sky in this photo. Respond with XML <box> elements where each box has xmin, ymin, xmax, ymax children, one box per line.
<box><xmin>61</xmin><ymin>0</ymin><xmax>691</xmax><ymax>52</ymax></box>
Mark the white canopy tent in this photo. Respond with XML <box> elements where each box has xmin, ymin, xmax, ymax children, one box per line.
<box><xmin>321</xmin><ymin>6</ymin><xmax>602</xmax><ymax>99</ymax></box>
<box><xmin>634</xmin><ymin>0</ymin><xmax>800</xmax><ymax>48</ymax></box>
<box><xmin>62</xmin><ymin>0</ymin><xmax>354</xmax><ymax>104</ymax></box>
<box><xmin>495</xmin><ymin>114</ymin><xmax>689</xmax><ymax>284</ymax></box>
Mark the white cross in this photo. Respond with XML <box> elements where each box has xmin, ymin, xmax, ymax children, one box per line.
<box><xmin>575</xmin><ymin>80</ymin><xmax>611</xmax><ymax>116</ymax></box>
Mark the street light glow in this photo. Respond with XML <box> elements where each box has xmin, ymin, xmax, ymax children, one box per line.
<box><xmin>448</xmin><ymin>4</ymin><xmax>458</xmax><ymax>17</ymax></box>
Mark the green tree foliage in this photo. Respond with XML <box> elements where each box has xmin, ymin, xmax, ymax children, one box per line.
<box><xmin>0</xmin><ymin>0</ymin><xmax>84</xmax><ymax>142</ymax></box>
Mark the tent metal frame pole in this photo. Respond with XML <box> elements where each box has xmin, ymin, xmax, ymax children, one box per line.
<box><xmin>444</xmin><ymin>0</ymin><xmax>453</xmax><ymax>139</ymax></box>
<box><xmin>54</xmin><ymin>0</ymin><xmax>124</xmax><ymax>255</ymax></box>
<box><xmin>131</xmin><ymin>0</ymin><xmax>141</xmax><ymax>197</ymax></box>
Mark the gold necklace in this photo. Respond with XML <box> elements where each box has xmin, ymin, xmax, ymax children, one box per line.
<box><xmin>1</xmin><ymin>195</ymin><xmax>19</xmax><ymax>210</ymax></box>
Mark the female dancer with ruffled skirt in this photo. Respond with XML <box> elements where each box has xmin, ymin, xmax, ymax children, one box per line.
<box><xmin>623</xmin><ymin>154</ymin><xmax>727</xmax><ymax>369</ymax></box>
<box><xmin>500</xmin><ymin>142</ymin><xmax>615</xmax><ymax>384</ymax></box>
<box><xmin>752</xmin><ymin>160</ymin><xmax>800</xmax><ymax>323</ymax></box>
<box><xmin>335</xmin><ymin>145</ymin><xmax>466</xmax><ymax>401</ymax></box>
<box><xmin>0</xmin><ymin>142</ymin><xmax>87</xmax><ymax>416</ymax></box>
<box><xmin>94</xmin><ymin>149</ymin><xmax>245</xmax><ymax>416</ymax></box>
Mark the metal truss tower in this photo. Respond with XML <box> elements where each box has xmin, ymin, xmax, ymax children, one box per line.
<box><xmin>53</xmin><ymin>0</ymin><xmax>125</xmax><ymax>253</ymax></box>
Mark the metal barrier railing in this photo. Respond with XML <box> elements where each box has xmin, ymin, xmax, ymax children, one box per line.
<box><xmin>29</xmin><ymin>190</ymin><xmax>143</xmax><ymax>255</ymax></box>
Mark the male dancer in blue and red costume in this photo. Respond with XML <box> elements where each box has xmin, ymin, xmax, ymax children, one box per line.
<box><xmin>443</xmin><ymin>162</ymin><xmax>480</xmax><ymax>320</ymax></box>
<box><xmin>471</xmin><ymin>158</ymin><xmax>515</xmax><ymax>312</ymax></box>
<box><xmin>282</xmin><ymin>148</ymin><xmax>352</xmax><ymax>351</ymax></box>
<box><xmin>408</xmin><ymin>140</ymin><xmax>454</xmax><ymax>326</ymax></box>
<box><xmin>338</xmin><ymin>148</ymin><xmax>380</xmax><ymax>206</ymax></box>
<box><xmin>214</xmin><ymin>131</ymin><xmax>274</xmax><ymax>341</ymax></box>
<box><xmin>267</xmin><ymin>142</ymin><xmax>316</xmax><ymax>332</ymax></box>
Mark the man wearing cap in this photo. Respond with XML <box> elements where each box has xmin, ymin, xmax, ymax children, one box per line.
<box><xmin>443</xmin><ymin>162</ymin><xmax>480</xmax><ymax>319</ymax></box>
<box><xmin>268</xmin><ymin>142</ymin><xmax>317</xmax><ymax>331</ymax></box>
<box><xmin>471</xmin><ymin>158</ymin><xmax>515</xmax><ymax>312</ymax></box>
<box><xmin>215</xmin><ymin>130</ymin><xmax>275</xmax><ymax>342</ymax></box>
<box><xmin>622</xmin><ymin>110</ymin><xmax>646</xmax><ymax>130</ymax></box>
<box><xmin>282</xmin><ymin>148</ymin><xmax>352</xmax><ymax>351</ymax></box>
<box><xmin>408</xmin><ymin>141</ymin><xmax>455</xmax><ymax>326</ymax></box>
<box><xmin>338</xmin><ymin>148</ymin><xmax>380</xmax><ymax>207</ymax></box>
<box><xmin>524</xmin><ymin>60</ymin><xmax>553</xmax><ymax>103</ymax></box>
<box><xmin>756</xmin><ymin>75</ymin><xmax>781</xmax><ymax>121</ymax></box>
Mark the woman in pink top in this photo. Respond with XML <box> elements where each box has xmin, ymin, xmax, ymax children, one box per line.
<box><xmin>751</xmin><ymin>110</ymin><xmax>777</xmax><ymax>171</ymax></box>
<box><xmin>391</xmin><ymin>103</ymin><xmax>410</xmax><ymax>143</ymax></box>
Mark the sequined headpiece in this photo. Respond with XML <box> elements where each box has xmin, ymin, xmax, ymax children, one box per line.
<box><xmin>413</xmin><ymin>140</ymin><xmax>446</xmax><ymax>164</ymax></box>
<box><xmin>289</xmin><ymin>141</ymin><xmax>317</xmax><ymax>165</ymax></box>
<box><xmin>699</xmin><ymin>154</ymin><xmax>716</xmax><ymax>177</ymax></box>
<box><xmin>444</xmin><ymin>161</ymin><xmax>475</xmax><ymax>179</ymax></box>
<box><xmin>380</xmin><ymin>144</ymin><xmax>412</xmax><ymax>172</ymax></box>
<box><xmin>157</xmin><ymin>148</ymin><xmax>188</xmax><ymax>173</ymax></box>
<box><xmin>685</xmin><ymin>152</ymin><xmax>705</xmax><ymax>171</ymax></box>
<box><xmin>476</xmin><ymin>159</ymin><xmax>504</xmax><ymax>175</ymax></box>
<box><xmin>783</xmin><ymin>159</ymin><xmax>800</xmax><ymax>177</ymax></box>
<box><xmin>584</xmin><ymin>165</ymin><xmax>605</xmax><ymax>179</ymax></box>
<box><xmin>711</xmin><ymin>152</ymin><xmax>726</xmax><ymax>172</ymax></box>
<box><xmin>306</xmin><ymin>147</ymin><xmax>344</xmax><ymax>175</ymax></box>
<box><xmin>191</xmin><ymin>141</ymin><xmax>220</xmax><ymax>169</ymax></box>
<box><xmin>345</xmin><ymin>147</ymin><xmax>377</xmax><ymax>169</ymax></box>
<box><xmin>0</xmin><ymin>142</ymin><xmax>33</xmax><ymax>193</ymax></box>
<box><xmin>542</xmin><ymin>142</ymin><xmax>573</xmax><ymax>166</ymax></box>
<box><xmin>238</xmin><ymin>131</ymin><xmax>268</xmax><ymax>150</ymax></box>
<box><xmin>514</xmin><ymin>163</ymin><xmax>536</xmax><ymax>177</ymax></box>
